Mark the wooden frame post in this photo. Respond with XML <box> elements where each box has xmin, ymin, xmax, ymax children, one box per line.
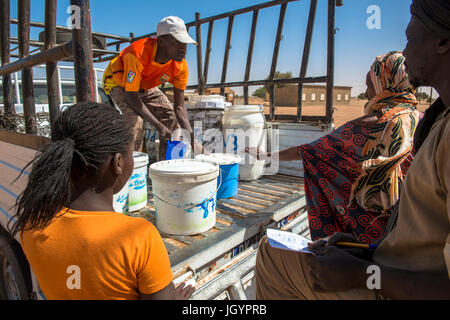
<box><xmin>18</xmin><ymin>0</ymin><xmax>37</xmax><ymax>134</ymax></box>
<box><xmin>70</xmin><ymin>0</ymin><xmax>95</xmax><ymax>103</ymax></box>
<box><xmin>1</xmin><ymin>0</ymin><xmax>15</xmax><ymax>115</ymax></box>
<box><xmin>45</xmin><ymin>0</ymin><xmax>61</xmax><ymax>132</ymax></box>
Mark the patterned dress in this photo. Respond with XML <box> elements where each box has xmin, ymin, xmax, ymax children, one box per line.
<box><xmin>299</xmin><ymin>51</ymin><xmax>419</xmax><ymax>244</ymax></box>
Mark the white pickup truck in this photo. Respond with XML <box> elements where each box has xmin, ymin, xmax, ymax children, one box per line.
<box><xmin>0</xmin><ymin>116</ymin><xmax>332</xmax><ymax>300</ymax></box>
<box><xmin>0</xmin><ymin>0</ymin><xmax>338</xmax><ymax>300</ymax></box>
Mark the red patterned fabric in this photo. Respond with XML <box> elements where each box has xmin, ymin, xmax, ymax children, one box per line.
<box><xmin>298</xmin><ymin>121</ymin><xmax>411</xmax><ymax>244</ymax></box>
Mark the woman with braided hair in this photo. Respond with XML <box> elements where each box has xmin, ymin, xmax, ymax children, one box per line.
<box><xmin>9</xmin><ymin>102</ymin><xmax>194</xmax><ymax>300</ymax></box>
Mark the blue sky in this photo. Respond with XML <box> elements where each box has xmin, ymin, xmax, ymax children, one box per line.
<box><xmin>9</xmin><ymin>0</ymin><xmax>435</xmax><ymax>97</ymax></box>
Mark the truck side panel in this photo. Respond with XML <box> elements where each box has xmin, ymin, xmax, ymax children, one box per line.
<box><xmin>0</xmin><ymin>140</ymin><xmax>36</xmax><ymax>240</ymax></box>
<box><xmin>268</xmin><ymin>122</ymin><xmax>332</xmax><ymax>177</ymax></box>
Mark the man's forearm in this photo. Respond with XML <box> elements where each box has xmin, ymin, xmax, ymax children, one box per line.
<box><xmin>376</xmin><ymin>265</ymin><xmax>450</xmax><ymax>299</ymax></box>
<box><xmin>174</xmin><ymin>104</ymin><xmax>193</xmax><ymax>134</ymax></box>
<box><xmin>346</xmin><ymin>257</ymin><xmax>450</xmax><ymax>299</ymax></box>
<box><xmin>173</xmin><ymin>88</ymin><xmax>193</xmax><ymax>134</ymax></box>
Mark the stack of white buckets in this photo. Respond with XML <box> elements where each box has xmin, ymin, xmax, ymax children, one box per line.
<box><xmin>113</xmin><ymin>101</ymin><xmax>267</xmax><ymax>236</ymax></box>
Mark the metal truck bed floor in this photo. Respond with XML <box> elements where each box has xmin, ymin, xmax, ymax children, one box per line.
<box><xmin>128</xmin><ymin>174</ymin><xmax>306</xmax><ymax>278</ymax></box>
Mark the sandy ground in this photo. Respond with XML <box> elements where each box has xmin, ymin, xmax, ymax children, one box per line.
<box><xmin>237</xmin><ymin>98</ymin><xmax>431</xmax><ymax>128</ymax></box>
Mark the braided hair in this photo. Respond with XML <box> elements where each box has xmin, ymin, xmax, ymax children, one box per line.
<box><xmin>9</xmin><ymin>102</ymin><xmax>133</xmax><ymax>237</ymax></box>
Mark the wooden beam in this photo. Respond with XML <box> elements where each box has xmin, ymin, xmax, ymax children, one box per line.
<box><xmin>220</xmin><ymin>16</ymin><xmax>234</xmax><ymax>96</ymax></box>
<box><xmin>243</xmin><ymin>10</ymin><xmax>259</xmax><ymax>105</ymax></box>
<box><xmin>297</xmin><ymin>0</ymin><xmax>318</xmax><ymax>121</ymax></box>
<box><xmin>70</xmin><ymin>0</ymin><xmax>95</xmax><ymax>103</ymax></box>
<box><xmin>325</xmin><ymin>0</ymin><xmax>336</xmax><ymax>125</ymax></box>
<box><xmin>45</xmin><ymin>0</ymin><xmax>60</xmax><ymax>134</ymax></box>
<box><xmin>0</xmin><ymin>0</ymin><xmax>15</xmax><ymax>115</ymax></box>
<box><xmin>18</xmin><ymin>0</ymin><xmax>37</xmax><ymax>134</ymax></box>
<box><xmin>195</xmin><ymin>12</ymin><xmax>204</xmax><ymax>95</ymax></box>
<box><xmin>269</xmin><ymin>3</ymin><xmax>288</xmax><ymax>120</ymax></box>
<box><xmin>203</xmin><ymin>21</ymin><xmax>214</xmax><ymax>85</ymax></box>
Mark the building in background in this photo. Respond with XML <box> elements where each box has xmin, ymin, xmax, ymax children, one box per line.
<box><xmin>273</xmin><ymin>84</ymin><xmax>352</xmax><ymax>106</ymax></box>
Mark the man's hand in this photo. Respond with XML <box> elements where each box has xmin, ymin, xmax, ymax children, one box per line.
<box><xmin>307</xmin><ymin>232</ymin><xmax>360</xmax><ymax>251</ymax></box>
<box><xmin>303</xmin><ymin>245</ymin><xmax>369</xmax><ymax>293</ymax></box>
<box><xmin>159</xmin><ymin>125</ymin><xmax>172</xmax><ymax>140</ymax></box>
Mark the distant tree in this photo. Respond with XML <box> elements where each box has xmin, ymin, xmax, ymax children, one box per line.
<box><xmin>265</xmin><ymin>71</ymin><xmax>293</xmax><ymax>89</ymax></box>
<box><xmin>253</xmin><ymin>87</ymin><xmax>267</xmax><ymax>99</ymax></box>
<box><xmin>358</xmin><ymin>92</ymin><xmax>367</xmax><ymax>100</ymax></box>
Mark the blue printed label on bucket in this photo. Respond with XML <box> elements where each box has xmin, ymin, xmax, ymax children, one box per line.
<box><xmin>199</xmin><ymin>197</ymin><xmax>216</xmax><ymax>219</ymax></box>
<box><xmin>128</xmin><ymin>167</ymin><xmax>148</xmax><ymax>212</ymax></box>
<box><xmin>129</xmin><ymin>173</ymin><xmax>146</xmax><ymax>190</ymax></box>
<box><xmin>115</xmin><ymin>194</ymin><xmax>129</xmax><ymax>213</ymax></box>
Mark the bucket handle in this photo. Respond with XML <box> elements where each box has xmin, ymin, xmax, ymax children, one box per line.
<box><xmin>150</xmin><ymin>169</ymin><xmax>223</xmax><ymax>210</ymax></box>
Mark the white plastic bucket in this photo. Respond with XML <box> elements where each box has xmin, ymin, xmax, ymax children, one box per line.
<box><xmin>186</xmin><ymin>94</ymin><xmax>226</xmax><ymax>109</ymax></box>
<box><xmin>222</xmin><ymin>105</ymin><xmax>266</xmax><ymax>180</ymax></box>
<box><xmin>128</xmin><ymin>152</ymin><xmax>149</xmax><ymax>212</ymax></box>
<box><xmin>144</xmin><ymin>122</ymin><xmax>160</xmax><ymax>164</ymax></box>
<box><xmin>149</xmin><ymin>159</ymin><xmax>219</xmax><ymax>235</ymax></box>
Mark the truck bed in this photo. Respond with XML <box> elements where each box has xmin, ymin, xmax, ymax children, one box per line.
<box><xmin>0</xmin><ymin>133</ymin><xmax>310</xmax><ymax>299</ymax></box>
<box><xmin>129</xmin><ymin>174</ymin><xmax>308</xmax><ymax>282</ymax></box>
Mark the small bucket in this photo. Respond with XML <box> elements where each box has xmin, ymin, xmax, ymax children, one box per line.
<box><xmin>128</xmin><ymin>152</ymin><xmax>149</xmax><ymax>212</ymax></box>
<box><xmin>195</xmin><ymin>153</ymin><xmax>241</xmax><ymax>199</ymax></box>
<box><xmin>165</xmin><ymin>140</ymin><xmax>187</xmax><ymax>160</ymax></box>
<box><xmin>113</xmin><ymin>182</ymin><xmax>129</xmax><ymax>213</ymax></box>
<box><xmin>149</xmin><ymin>159</ymin><xmax>219</xmax><ymax>235</ymax></box>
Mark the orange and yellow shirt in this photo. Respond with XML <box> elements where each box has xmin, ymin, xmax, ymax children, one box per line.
<box><xmin>21</xmin><ymin>208</ymin><xmax>173</xmax><ymax>300</ymax></box>
<box><xmin>102</xmin><ymin>38</ymin><xmax>189</xmax><ymax>94</ymax></box>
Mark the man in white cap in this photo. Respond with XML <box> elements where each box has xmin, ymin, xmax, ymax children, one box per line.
<box><xmin>103</xmin><ymin>16</ymin><xmax>202</xmax><ymax>161</ymax></box>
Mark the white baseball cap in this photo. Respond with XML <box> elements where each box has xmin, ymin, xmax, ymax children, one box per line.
<box><xmin>156</xmin><ymin>16</ymin><xmax>197</xmax><ymax>45</ymax></box>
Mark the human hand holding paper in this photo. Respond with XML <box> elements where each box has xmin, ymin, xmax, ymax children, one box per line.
<box><xmin>266</xmin><ymin>229</ymin><xmax>315</xmax><ymax>254</ymax></box>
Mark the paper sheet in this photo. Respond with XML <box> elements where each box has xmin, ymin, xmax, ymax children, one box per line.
<box><xmin>267</xmin><ymin>229</ymin><xmax>314</xmax><ymax>254</ymax></box>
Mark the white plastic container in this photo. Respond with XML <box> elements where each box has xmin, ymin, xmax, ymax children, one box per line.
<box><xmin>222</xmin><ymin>105</ymin><xmax>267</xmax><ymax>180</ymax></box>
<box><xmin>128</xmin><ymin>152</ymin><xmax>149</xmax><ymax>212</ymax></box>
<box><xmin>149</xmin><ymin>159</ymin><xmax>219</xmax><ymax>235</ymax></box>
<box><xmin>186</xmin><ymin>94</ymin><xmax>226</xmax><ymax>109</ymax></box>
<box><xmin>144</xmin><ymin>122</ymin><xmax>160</xmax><ymax>163</ymax></box>
<box><xmin>113</xmin><ymin>182</ymin><xmax>129</xmax><ymax>213</ymax></box>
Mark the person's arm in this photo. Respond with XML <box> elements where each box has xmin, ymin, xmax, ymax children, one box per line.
<box><xmin>277</xmin><ymin>146</ymin><xmax>302</xmax><ymax>161</ymax></box>
<box><xmin>376</xmin><ymin>264</ymin><xmax>450</xmax><ymax>299</ymax></box>
<box><xmin>245</xmin><ymin>146</ymin><xmax>301</xmax><ymax>162</ymax></box>
<box><xmin>304</xmin><ymin>245</ymin><xmax>450</xmax><ymax>299</ymax></box>
<box><xmin>173</xmin><ymin>88</ymin><xmax>192</xmax><ymax>134</ymax></box>
<box><xmin>125</xmin><ymin>91</ymin><xmax>171</xmax><ymax>139</ymax></box>
<box><xmin>140</xmin><ymin>281</ymin><xmax>195</xmax><ymax>300</ymax></box>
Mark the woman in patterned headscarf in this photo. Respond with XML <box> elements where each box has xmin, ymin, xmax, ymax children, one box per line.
<box><xmin>247</xmin><ymin>51</ymin><xmax>419</xmax><ymax>244</ymax></box>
